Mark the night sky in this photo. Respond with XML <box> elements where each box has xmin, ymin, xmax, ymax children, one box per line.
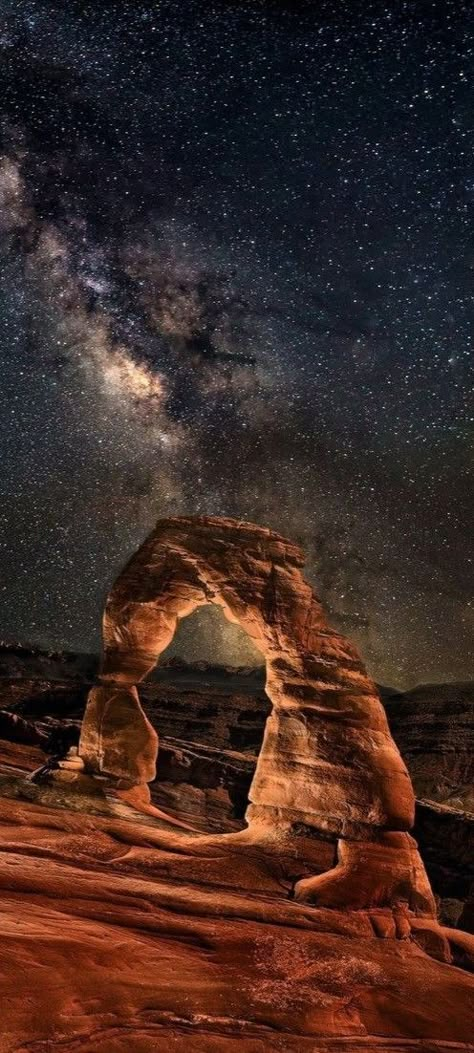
<box><xmin>0</xmin><ymin>0</ymin><xmax>472</xmax><ymax>687</ymax></box>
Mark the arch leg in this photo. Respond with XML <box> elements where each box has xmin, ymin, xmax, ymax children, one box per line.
<box><xmin>79</xmin><ymin>684</ymin><xmax>158</xmax><ymax>787</ymax></box>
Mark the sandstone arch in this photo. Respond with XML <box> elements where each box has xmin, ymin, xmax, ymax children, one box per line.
<box><xmin>79</xmin><ymin>515</ymin><xmax>435</xmax><ymax>912</ymax></box>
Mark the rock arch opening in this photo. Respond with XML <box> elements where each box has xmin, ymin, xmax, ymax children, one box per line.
<box><xmin>158</xmin><ymin>602</ymin><xmax>265</xmax><ymax>673</ymax></box>
<box><xmin>142</xmin><ymin>603</ymin><xmax>269</xmax><ymax>833</ymax></box>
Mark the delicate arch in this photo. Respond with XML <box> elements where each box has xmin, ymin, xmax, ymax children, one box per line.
<box><xmin>80</xmin><ymin>515</ymin><xmax>414</xmax><ymax>841</ymax></box>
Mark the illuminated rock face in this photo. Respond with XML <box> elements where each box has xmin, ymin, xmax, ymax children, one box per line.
<box><xmin>79</xmin><ymin>515</ymin><xmax>434</xmax><ymax>911</ymax></box>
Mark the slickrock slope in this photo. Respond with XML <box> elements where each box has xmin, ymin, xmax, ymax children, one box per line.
<box><xmin>0</xmin><ymin>788</ymin><xmax>473</xmax><ymax>1053</ymax></box>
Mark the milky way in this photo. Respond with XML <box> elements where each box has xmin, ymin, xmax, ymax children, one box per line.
<box><xmin>0</xmin><ymin>1</ymin><xmax>472</xmax><ymax>686</ymax></box>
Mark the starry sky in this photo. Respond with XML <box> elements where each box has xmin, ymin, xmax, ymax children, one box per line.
<box><xmin>0</xmin><ymin>0</ymin><xmax>472</xmax><ymax>688</ymax></box>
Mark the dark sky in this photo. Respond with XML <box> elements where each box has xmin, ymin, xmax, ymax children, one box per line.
<box><xmin>0</xmin><ymin>0</ymin><xmax>472</xmax><ymax>687</ymax></box>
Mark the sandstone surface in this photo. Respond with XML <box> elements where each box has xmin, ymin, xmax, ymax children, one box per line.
<box><xmin>0</xmin><ymin>788</ymin><xmax>472</xmax><ymax>1052</ymax></box>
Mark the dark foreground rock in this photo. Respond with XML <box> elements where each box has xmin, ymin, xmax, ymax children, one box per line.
<box><xmin>382</xmin><ymin>681</ymin><xmax>474</xmax><ymax>812</ymax></box>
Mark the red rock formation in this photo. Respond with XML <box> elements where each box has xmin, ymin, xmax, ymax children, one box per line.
<box><xmin>78</xmin><ymin>516</ymin><xmax>434</xmax><ymax>913</ymax></box>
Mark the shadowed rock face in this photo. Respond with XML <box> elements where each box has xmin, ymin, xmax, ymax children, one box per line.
<box><xmin>384</xmin><ymin>682</ymin><xmax>474</xmax><ymax>811</ymax></box>
<box><xmin>79</xmin><ymin>516</ymin><xmax>434</xmax><ymax>913</ymax></box>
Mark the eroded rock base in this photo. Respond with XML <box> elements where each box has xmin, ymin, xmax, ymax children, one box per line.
<box><xmin>294</xmin><ymin>833</ymin><xmax>437</xmax><ymax>914</ymax></box>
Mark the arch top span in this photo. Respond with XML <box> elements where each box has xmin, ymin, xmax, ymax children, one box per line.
<box><xmin>99</xmin><ymin>515</ymin><xmax>314</xmax><ymax>684</ymax></box>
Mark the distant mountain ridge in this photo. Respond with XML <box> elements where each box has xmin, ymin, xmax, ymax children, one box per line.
<box><xmin>1</xmin><ymin>640</ymin><xmax>473</xmax><ymax>695</ymax></box>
